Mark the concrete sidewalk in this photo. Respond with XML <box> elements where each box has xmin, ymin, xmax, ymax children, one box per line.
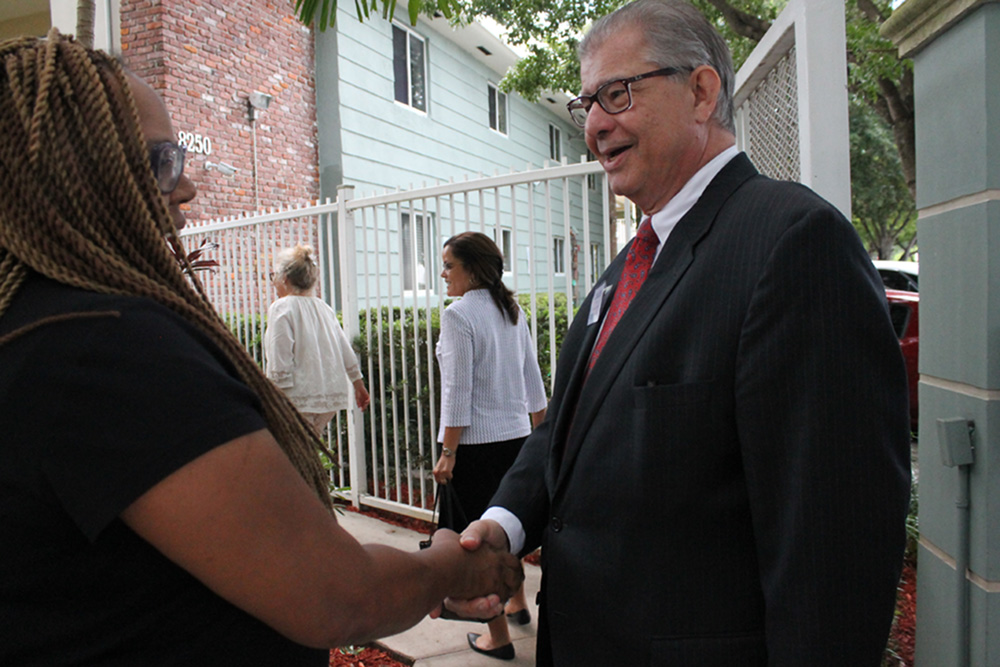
<box><xmin>337</xmin><ymin>509</ymin><xmax>540</xmax><ymax>666</ymax></box>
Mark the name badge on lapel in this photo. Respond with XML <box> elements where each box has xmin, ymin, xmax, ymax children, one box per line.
<box><xmin>587</xmin><ymin>281</ymin><xmax>613</xmax><ymax>325</ymax></box>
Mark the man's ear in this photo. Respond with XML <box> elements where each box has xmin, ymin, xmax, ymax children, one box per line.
<box><xmin>689</xmin><ymin>65</ymin><xmax>721</xmax><ymax>124</ymax></box>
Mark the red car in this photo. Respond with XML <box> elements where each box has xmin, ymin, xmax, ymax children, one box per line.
<box><xmin>885</xmin><ymin>289</ymin><xmax>919</xmax><ymax>433</ymax></box>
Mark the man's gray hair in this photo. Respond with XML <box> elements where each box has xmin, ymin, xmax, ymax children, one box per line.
<box><xmin>579</xmin><ymin>0</ymin><xmax>735</xmax><ymax>133</ymax></box>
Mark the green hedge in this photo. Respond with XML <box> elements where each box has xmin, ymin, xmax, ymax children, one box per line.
<box><xmin>352</xmin><ymin>294</ymin><xmax>573</xmax><ymax>473</ymax></box>
<box><xmin>225</xmin><ymin>293</ymin><xmax>576</xmax><ymax>482</ymax></box>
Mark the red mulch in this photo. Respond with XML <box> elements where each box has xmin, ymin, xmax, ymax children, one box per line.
<box><xmin>330</xmin><ymin>645</ymin><xmax>409</xmax><ymax>667</ymax></box>
<box><xmin>884</xmin><ymin>555</ymin><xmax>916</xmax><ymax>666</ymax></box>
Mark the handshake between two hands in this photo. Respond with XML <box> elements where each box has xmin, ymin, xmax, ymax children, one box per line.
<box><xmin>426</xmin><ymin>519</ymin><xmax>523</xmax><ymax>622</ymax></box>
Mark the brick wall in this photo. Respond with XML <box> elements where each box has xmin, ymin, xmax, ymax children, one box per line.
<box><xmin>121</xmin><ymin>0</ymin><xmax>319</xmax><ymax>222</ymax></box>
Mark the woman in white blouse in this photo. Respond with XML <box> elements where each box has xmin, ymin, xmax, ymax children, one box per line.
<box><xmin>433</xmin><ymin>232</ymin><xmax>547</xmax><ymax>661</ymax></box>
<box><xmin>264</xmin><ymin>245</ymin><xmax>370</xmax><ymax>434</ymax></box>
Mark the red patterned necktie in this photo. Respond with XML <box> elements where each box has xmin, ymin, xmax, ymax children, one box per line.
<box><xmin>588</xmin><ymin>217</ymin><xmax>659</xmax><ymax>371</ymax></box>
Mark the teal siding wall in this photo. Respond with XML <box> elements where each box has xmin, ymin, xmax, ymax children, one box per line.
<box><xmin>316</xmin><ymin>8</ymin><xmax>606</xmax><ymax>303</ymax></box>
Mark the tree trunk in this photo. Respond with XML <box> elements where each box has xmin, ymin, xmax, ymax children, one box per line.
<box><xmin>703</xmin><ymin>0</ymin><xmax>770</xmax><ymax>41</ymax></box>
<box><xmin>877</xmin><ymin>68</ymin><xmax>916</xmax><ymax>200</ymax></box>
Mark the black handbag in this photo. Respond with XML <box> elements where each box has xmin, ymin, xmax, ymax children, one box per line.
<box><xmin>419</xmin><ymin>482</ymin><xmax>468</xmax><ymax>549</ymax></box>
<box><xmin>418</xmin><ymin>484</ymin><xmax>442</xmax><ymax>550</ymax></box>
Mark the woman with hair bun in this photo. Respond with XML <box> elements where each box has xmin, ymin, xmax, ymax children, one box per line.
<box><xmin>264</xmin><ymin>244</ymin><xmax>370</xmax><ymax>434</ymax></box>
<box><xmin>433</xmin><ymin>231</ymin><xmax>547</xmax><ymax>661</ymax></box>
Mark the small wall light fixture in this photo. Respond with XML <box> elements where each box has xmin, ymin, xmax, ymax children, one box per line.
<box><xmin>205</xmin><ymin>160</ymin><xmax>239</xmax><ymax>176</ymax></box>
<box><xmin>246</xmin><ymin>90</ymin><xmax>273</xmax><ymax>210</ymax></box>
<box><xmin>247</xmin><ymin>91</ymin><xmax>273</xmax><ymax>122</ymax></box>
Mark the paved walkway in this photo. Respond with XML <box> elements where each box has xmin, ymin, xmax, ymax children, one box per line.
<box><xmin>338</xmin><ymin>509</ymin><xmax>540</xmax><ymax>666</ymax></box>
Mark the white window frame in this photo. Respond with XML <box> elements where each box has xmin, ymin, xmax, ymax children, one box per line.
<box><xmin>401</xmin><ymin>210</ymin><xmax>436</xmax><ymax>295</ymax></box>
<box><xmin>488</xmin><ymin>83</ymin><xmax>508</xmax><ymax>135</ymax></box>
<box><xmin>586</xmin><ymin>149</ymin><xmax>597</xmax><ymax>190</ymax></box>
<box><xmin>553</xmin><ymin>236</ymin><xmax>565</xmax><ymax>275</ymax></box>
<box><xmin>549</xmin><ymin>124</ymin><xmax>562</xmax><ymax>162</ymax></box>
<box><xmin>495</xmin><ymin>227</ymin><xmax>512</xmax><ymax>272</ymax></box>
<box><xmin>392</xmin><ymin>23</ymin><xmax>427</xmax><ymax>113</ymax></box>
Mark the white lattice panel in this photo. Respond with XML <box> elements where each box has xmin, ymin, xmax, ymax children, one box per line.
<box><xmin>742</xmin><ymin>46</ymin><xmax>800</xmax><ymax>183</ymax></box>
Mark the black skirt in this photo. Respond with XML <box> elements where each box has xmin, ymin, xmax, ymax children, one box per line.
<box><xmin>438</xmin><ymin>436</ymin><xmax>526</xmax><ymax>533</ymax></box>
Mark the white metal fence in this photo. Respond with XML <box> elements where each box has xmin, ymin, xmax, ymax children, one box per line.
<box><xmin>181</xmin><ymin>158</ymin><xmax>609</xmax><ymax>520</ymax></box>
<box><xmin>179</xmin><ymin>0</ymin><xmax>849</xmax><ymax>522</ymax></box>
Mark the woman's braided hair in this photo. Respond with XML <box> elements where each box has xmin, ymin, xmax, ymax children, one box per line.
<box><xmin>0</xmin><ymin>31</ymin><xmax>332</xmax><ymax>508</ymax></box>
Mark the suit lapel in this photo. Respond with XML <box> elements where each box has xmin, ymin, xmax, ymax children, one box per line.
<box><xmin>544</xmin><ymin>272</ymin><xmax>621</xmax><ymax>486</ymax></box>
<box><xmin>555</xmin><ymin>154</ymin><xmax>758</xmax><ymax>488</ymax></box>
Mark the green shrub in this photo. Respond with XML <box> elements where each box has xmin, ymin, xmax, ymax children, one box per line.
<box><xmin>351</xmin><ymin>295</ymin><xmax>573</xmax><ymax>482</ymax></box>
<box><xmin>224</xmin><ymin>312</ymin><xmax>265</xmax><ymax>366</ymax></box>
<box><xmin>354</xmin><ymin>306</ymin><xmax>442</xmax><ymax>476</ymax></box>
<box><xmin>518</xmin><ymin>291</ymin><xmax>575</xmax><ymax>387</ymax></box>
<box><xmin>222</xmin><ymin>295</ymin><xmax>575</xmax><ymax>490</ymax></box>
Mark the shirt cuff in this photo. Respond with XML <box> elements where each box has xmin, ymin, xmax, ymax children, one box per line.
<box><xmin>481</xmin><ymin>506</ymin><xmax>525</xmax><ymax>555</ymax></box>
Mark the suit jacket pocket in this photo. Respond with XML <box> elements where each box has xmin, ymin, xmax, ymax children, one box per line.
<box><xmin>631</xmin><ymin>381</ymin><xmax>729</xmax><ymax>516</ymax></box>
<box><xmin>633</xmin><ymin>380</ymin><xmax>711</xmax><ymax>409</ymax></box>
<box><xmin>633</xmin><ymin>381</ymin><xmax>713</xmax><ymax>453</ymax></box>
<box><xmin>650</xmin><ymin>633</ymin><xmax>766</xmax><ymax>666</ymax></box>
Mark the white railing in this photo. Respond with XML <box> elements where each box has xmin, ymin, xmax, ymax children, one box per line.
<box><xmin>181</xmin><ymin>158</ymin><xmax>608</xmax><ymax>520</ymax></box>
<box><xmin>180</xmin><ymin>0</ymin><xmax>844</xmax><ymax>520</ymax></box>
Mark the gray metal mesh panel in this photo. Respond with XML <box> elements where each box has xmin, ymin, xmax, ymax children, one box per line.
<box><xmin>741</xmin><ymin>45</ymin><xmax>800</xmax><ymax>182</ymax></box>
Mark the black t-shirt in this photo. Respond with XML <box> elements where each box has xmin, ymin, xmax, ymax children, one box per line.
<box><xmin>0</xmin><ymin>274</ymin><xmax>327</xmax><ymax>666</ymax></box>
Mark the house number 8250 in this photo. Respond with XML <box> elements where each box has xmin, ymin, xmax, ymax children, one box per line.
<box><xmin>178</xmin><ymin>131</ymin><xmax>212</xmax><ymax>156</ymax></box>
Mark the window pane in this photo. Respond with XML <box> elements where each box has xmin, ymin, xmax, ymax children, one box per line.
<box><xmin>549</xmin><ymin>125</ymin><xmax>561</xmax><ymax>161</ymax></box>
<box><xmin>498</xmin><ymin>91</ymin><xmax>507</xmax><ymax>134</ymax></box>
<box><xmin>501</xmin><ymin>229</ymin><xmax>511</xmax><ymax>271</ymax></box>
<box><xmin>393</xmin><ymin>26</ymin><xmax>408</xmax><ymax>104</ymax></box>
<box><xmin>423</xmin><ymin>214</ymin><xmax>436</xmax><ymax>284</ymax></box>
<box><xmin>409</xmin><ymin>35</ymin><xmax>426</xmax><ymax>111</ymax></box>
<box><xmin>401</xmin><ymin>212</ymin><xmax>413</xmax><ymax>291</ymax></box>
<box><xmin>488</xmin><ymin>86</ymin><xmax>497</xmax><ymax>130</ymax></box>
<box><xmin>402</xmin><ymin>211</ymin><xmax>434</xmax><ymax>291</ymax></box>
<box><xmin>415</xmin><ymin>214</ymin><xmax>425</xmax><ymax>265</ymax></box>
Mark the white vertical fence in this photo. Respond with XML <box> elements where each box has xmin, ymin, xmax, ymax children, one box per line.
<box><xmin>181</xmin><ymin>158</ymin><xmax>608</xmax><ymax>520</ymax></box>
<box><xmin>179</xmin><ymin>1</ymin><xmax>846</xmax><ymax>521</ymax></box>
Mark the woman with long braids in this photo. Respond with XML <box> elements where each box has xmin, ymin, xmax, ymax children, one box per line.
<box><xmin>433</xmin><ymin>231</ymin><xmax>547</xmax><ymax>661</ymax></box>
<box><xmin>0</xmin><ymin>33</ymin><xmax>521</xmax><ymax>665</ymax></box>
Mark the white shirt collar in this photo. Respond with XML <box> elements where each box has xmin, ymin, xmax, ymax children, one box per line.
<box><xmin>647</xmin><ymin>145</ymin><xmax>740</xmax><ymax>261</ymax></box>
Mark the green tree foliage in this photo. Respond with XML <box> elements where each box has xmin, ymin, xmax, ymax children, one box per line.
<box><xmin>297</xmin><ymin>0</ymin><xmax>916</xmax><ymax>255</ymax></box>
<box><xmin>294</xmin><ymin>0</ymin><xmax>462</xmax><ymax>29</ymax></box>
<box><xmin>467</xmin><ymin>0</ymin><xmax>917</xmax><ymax>256</ymax></box>
<box><xmin>849</xmin><ymin>97</ymin><xmax>916</xmax><ymax>259</ymax></box>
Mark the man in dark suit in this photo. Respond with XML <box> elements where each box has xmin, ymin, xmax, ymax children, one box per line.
<box><xmin>453</xmin><ymin>1</ymin><xmax>912</xmax><ymax>664</ymax></box>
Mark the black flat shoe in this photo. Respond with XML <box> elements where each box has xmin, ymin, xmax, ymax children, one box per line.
<box><xmin>506</xmin><ymin>608</ymin><xmax>531</xmax><ymax>626</ymax></box>
<box><xmin>467</xmin><ymin>633</ymin><xmax>515</xmax><ymax>661</ymax></box>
